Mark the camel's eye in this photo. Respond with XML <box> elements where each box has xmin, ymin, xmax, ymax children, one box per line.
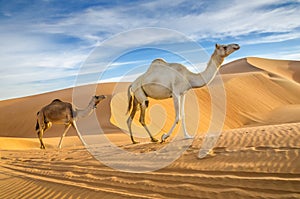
<box><xmin>223</xmin><ymin>46</ymin><xmax>227</xmax><ymax>50</ymax></box>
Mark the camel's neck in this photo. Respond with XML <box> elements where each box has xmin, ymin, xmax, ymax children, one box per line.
<box><xmin>74</xmin><ymin>100</ymin><xmax>95</xmax><ymax>119</ymax></box>
<box><xmin>189</xmin><ymin>51</ymin><xmax>224</xmax><ymax>88</ymax></box>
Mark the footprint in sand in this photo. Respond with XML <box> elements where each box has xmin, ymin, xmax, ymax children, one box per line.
<box><xmin>212</xmin><ymin>146</ymin><xmax>227</xmax><ymax>154</ymax></box>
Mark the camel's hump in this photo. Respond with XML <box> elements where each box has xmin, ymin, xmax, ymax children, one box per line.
<box><xmin>51</xmin><ymin>99</ymin><xmax>62</xmax><ymax>103</ymax></box>
<box><xmin>152</xmin><ymin>58</ymin><xmax>167</xmax><ymax>63</ymax></box>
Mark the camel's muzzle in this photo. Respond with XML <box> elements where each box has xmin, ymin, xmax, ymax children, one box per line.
<box><xmin>233</xmin><ymin>45</ymin><xmax>240</xmax><ymax>50</ymax></box>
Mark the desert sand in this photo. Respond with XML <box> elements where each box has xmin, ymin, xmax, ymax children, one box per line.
<box><xmin>1</xmin><ymin>57</ymin><xmax>300</xmax><ymax>198</ymax></box>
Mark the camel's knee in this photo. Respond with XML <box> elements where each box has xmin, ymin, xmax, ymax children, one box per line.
<box><xmin>37</xmin><ymin>131</ymin><xmax>42</xmax><ymax>138</ymax></box>
<box><xmin>139</xmin><ymin>112</ymin><xmax>147</xmax><ymax>126</ymax></box>
<box><xmin>127</xmin><ymin>115</ymin><xmax>132</xmax><ymax>123</ymax></box>
<box><xmin>139</xmin><ymin>117</ymin><xmax>146</xmax><ymax>126</ymax></box>
<box><xmin>37</xmin><ymin>128</ymin><xmax>44</xmax><ymax>137</ymax></box>
<box><xmin>175</xmin><ymin>116</ymin><xmax>180</xmax><ymax>124</ymax></box>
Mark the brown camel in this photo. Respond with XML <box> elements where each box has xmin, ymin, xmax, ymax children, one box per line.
<box><xmin>36</xmin><ymin>95</ymin><xmax>106</xmax><ymax>149</ymax></box>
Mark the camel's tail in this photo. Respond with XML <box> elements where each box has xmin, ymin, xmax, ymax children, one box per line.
<box><xmin>35</xmin><ymin>120</ymin><xmax>40</xmax><ymax>132</ymax></box>
<box><xmin>126</xmin><ymin>85</ymin><xmax>133</xmax><ymax>115</ymax></box>
<box><xmin>36</xmin><ymin>111</ymin><xmax>45</xmax><ymax>133</ymax></box>
<box><xmin>35</xmin><ymin>111</ymin><xmax>40</xmax><ymax>132</ymax></box>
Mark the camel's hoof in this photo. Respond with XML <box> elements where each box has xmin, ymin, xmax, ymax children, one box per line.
<box><xmin>198</xmin><ymin>149</ymin><xmax>211</xmax><ymax>159</ymax></box>
<box><xmin>40</xmin><ymin>146</ymin><xmax>45</xmax><ymax>149</ymax></box>
<box><xmin>132</xmin><ymin>141</ymin><xmax>139</xmax><ymax>144</ymax></box>
<box><xmin>184</xmin><ymin>135</ymin><xmax>194</xmax><ymax>139</ymax></box>
<box><xmin>160</xmin><ymin>133</ymin><xmax>169</xmax><ymax>143</ymax></box>
<box><xmin>151</xmin><ymin>138</ymin><xmax>158</xmax><ymax>142</ymax></box>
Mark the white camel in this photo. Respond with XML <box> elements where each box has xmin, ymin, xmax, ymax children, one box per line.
<box><xmin>36</xmin><ymin>95</ymin><xmax>106</xmax><ymax>149</ymax></box>
<box><xmin>126</xmin><ymin>43</ymin><xmax>240</xmax><ymax>144</ymax></box>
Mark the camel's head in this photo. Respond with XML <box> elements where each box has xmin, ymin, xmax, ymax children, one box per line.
<box><xmin>215</xmin><ymin>43</ymin><xmax>240</xmax><ymax>57</ymax></box>
<box><xmin>92</xmin><ymin>95</ymin><xmax>106</xmax><ymax>108</ymax></box>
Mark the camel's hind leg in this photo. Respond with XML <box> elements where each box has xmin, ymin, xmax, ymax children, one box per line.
<box><xmin>58</xmin><ymin>123</ymin><xmax>71</xmax><ymax>149</ymax></box>
<box><xmin>37</xmin><ymin>128</ymin><xmax>45</xmax><ymax>149</ymax></box>
<box><xmin>127</xmin><ymin>98</ymin><xmax>139</xmax><ymax>144</ymax></box>
<box><xmin>139</xmin><ymin>102</ymin><xmax>158</xmax><ymax>142</ymax></box>
<box><xmin>37</xmin><ymin>121</ymin><xmax>51</xmax><ymax>149</ymax></box>
<box><xmin>36</xmin><ymin>114</ymin><xmax>46</xmax><ymax>149</ymax></box>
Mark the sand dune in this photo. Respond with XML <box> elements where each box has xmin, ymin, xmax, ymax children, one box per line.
<box><xmin>1</xmin><ymin>57</ymin><xmax>300</xmax><ymax>198</ymax></box>
<box><xmin>247</xmin><ymin>57</ymin><xmax>300</xmax><ymax>84</ymax></box>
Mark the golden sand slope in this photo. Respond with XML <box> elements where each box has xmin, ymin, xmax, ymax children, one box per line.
<box><xmin>1</xmin><ymin>123</ymin><xmax>300</xmax><ymax>198</ymax></box>
<box><xmin>0</xmin><ymin>57</ymin><xmax>300</xmax><ymax>198</ymax></box>
<box><xmin>247</xmin><ymin>57</ymin><xmax>300</xmax><ymax>83</ymax></box>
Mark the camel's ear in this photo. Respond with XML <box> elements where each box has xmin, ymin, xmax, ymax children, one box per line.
<box><xmin>215</xmin><ymin>43</ymin><xmax>220</xmax><ymax>49</ymax></box>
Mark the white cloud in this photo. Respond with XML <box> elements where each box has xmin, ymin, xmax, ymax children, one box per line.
<box><xmin>168</xmin><ymin>1</ymin><xmax>300</xmax><ymax>40</ymax></box>
<box><xmin>1</xmin><ymin>0</ymin><xmax>300</xmax><ymax>99</ymax></box>
<box><xmin>241</xmin><ymin>32</ymin><xmax>300</xmax><ymax>45</ymax></box>
<box><xmin>99</xmin><ymin>72</ymin><xmax>144</xmax><ymax>83</ymax></box>
<box><xmin>110</xmin><ymin>60</ymin><xmax>148</xmax><ymax>67</ymax></box>
<box><xmin>13</xmin><ymin>1</ymin><xmax>299</xmax><ymax>48</ymax></box>
<box><xmin>251</xmin><ymin>48</ymin><xmax>300</xmax><ymax>60</ymax></box>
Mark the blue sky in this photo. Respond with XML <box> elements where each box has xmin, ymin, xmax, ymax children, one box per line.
<box><xmin>1</xmin><ymin>0</ymin><xmax>300</xmax><ymax>100</ymax></box>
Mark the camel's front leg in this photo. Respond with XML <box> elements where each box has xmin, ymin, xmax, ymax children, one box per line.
<box><xmin>58</xmin><ymin>123</ymin><xmax>71</xmax><ymax>149</ymax></box>
<box><xmin>71</xmin><ymin>121</ymin><xmax>87</xmax><ymax>146</ymax></box>
<box><xmin>180</xmin><ymin>95</ymin><xmax>193</xmax><ymax>139</ymax></box>
<box><xmin>161</xmin><ymin>95</ymin><xmax>180</xmax><ymax>143</ymax></box>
